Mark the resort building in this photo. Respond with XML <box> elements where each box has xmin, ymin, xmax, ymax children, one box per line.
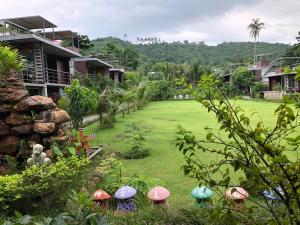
<box><xmin>73</xmin><ymin>57</ymin><xmax>113</xmax><ymax>77</ymax></box>
<box><xmin>109</xmin><ymin>68</ymin><xmax>125</xmax><ymax>84</ymax></box>
<box><xmin>0</xmin><ymin>16</ymin><xmax>81</xmax><ymax>98</ymax></box>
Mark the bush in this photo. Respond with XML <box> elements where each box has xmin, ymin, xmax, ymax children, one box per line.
<box><xmin>282</xmin><ymin>93</ymin><xmax>300</xmax><ymax>105</ymax></box>
<box><xmin>251</xmin><ymin>81</ymin><xmax>268</xmax><ymax>98</ymax></box>
<box><xmin>0</xmin><ymin>156</ymin><xmax>90</xmax><ymax>213</ymax></box>
<box><xmin>147</xmin><ymin>80</ymin><xmax>175</xmax><ymax>101</ymax></box>
<box><xmin>57</xmin><ymin>95</ymin><xmax>70</xmax><ymax>110</ymax></box>
<box><xmin>123</xmin><ymin>122</ymin><xmax>151</xmax><ymax>159</ymax></box>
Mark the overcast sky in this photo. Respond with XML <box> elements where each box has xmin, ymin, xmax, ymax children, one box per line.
<box><xmin>0</xmin><ymin>0</ymin><xmax>299</xmax><ymax>45</ymax></box>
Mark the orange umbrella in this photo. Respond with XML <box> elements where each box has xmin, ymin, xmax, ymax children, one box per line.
<box><xmin>93</xmin><ymin>189</ymin><xmax>111</xmax><ymax>200</ymax></box>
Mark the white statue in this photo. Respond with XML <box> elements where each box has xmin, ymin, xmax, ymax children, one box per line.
<box><xmin>27</xmin><ymin>144</ymin><xmax>51</xmax><ymax>166</ymax></box>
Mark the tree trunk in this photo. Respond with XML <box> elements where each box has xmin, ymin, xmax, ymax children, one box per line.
<box><xmin>254</xmin><ymin>37</ymin><xmax>257</xmax><ymax>65</ymax></box>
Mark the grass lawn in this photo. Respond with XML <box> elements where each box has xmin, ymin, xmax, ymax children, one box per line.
<box><xmin>85</xmin><ymin>99</ymin><xmax>289</xmax><ymax>210</ymax></box>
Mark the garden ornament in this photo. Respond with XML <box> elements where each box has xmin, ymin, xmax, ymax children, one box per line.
<box><xmin>27</xmin><ymin>144</ymin><xmax>51</xmax><ymax>166</ymax></box>
<box><xmin>115</xmin><ymin>186</ymin><xmax>137</xmax><ymax>212</ymax></box>
<box><xmin>93</xmin><ymin>189</ymin><xmax>111</xmax><ymax>209</ymax></box>
<box><xmin>148</xmin><ymin>186</ymin><xmax>170</xmax><ymax>208</ymax></box>
<box><xmin>191</xmin><ymin>186</ymin><xmax>213</xmax><ymax>207</ymax></box>
<box><xmin>263</xmin><ymin>187</ymin><xmax>284</xmax><ymax>207</ymax></box>
<box><xmin>226</xmin><ymin>187</ymin><xmax>249</xmax><ymax>209</ymax></box>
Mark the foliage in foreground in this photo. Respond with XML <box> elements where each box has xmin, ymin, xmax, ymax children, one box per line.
<box><xmin>177</xmin><ymin>75</ymin><xmax>300</xmax><ymax>224</ymax></box>
<box><xmin>0</xmin><ymin>156</ymin><xmax>90</xmax><ymax>212</ymax></box>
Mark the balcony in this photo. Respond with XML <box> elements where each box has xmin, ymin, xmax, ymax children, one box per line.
<box><xmin>17</xmin><ymin>67</ymin><xmax>72</xmax><ymax>85</ymax></box>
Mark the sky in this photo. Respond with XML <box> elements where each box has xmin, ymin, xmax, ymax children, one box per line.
<box><xmin>0</xmin><ymin>0</ymin><xmax>299</xmax><ymax>45</ymax></box>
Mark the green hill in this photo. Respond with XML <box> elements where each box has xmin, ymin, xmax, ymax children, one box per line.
<box><xmin>90</xmin><ymin>37</ymin><xmax>290</xmax><ymax>65</ymax></box>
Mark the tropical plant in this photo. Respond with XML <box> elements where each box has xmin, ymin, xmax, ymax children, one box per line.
<box><xmin>63</xmin><ymin>190</ymin><xmax>107</xmax><ymax>225</ymax></box>
<box><xmin>65</xmin><ymin>79</ymin><xmax>98</xmax><ymax>129</ymax></box>
<box><xmin>0</xmin><ymin>43</ymin><xmax>24</xmax><ymax>78</ymax></box>
<box><xmin>177</xmin><ymin>75</ymin><xmax>300</xmax><ymax>224</ymax></box>
<box><xmin>123</xmin><ymin>122</ymin><xmax>150</xmax><ymax>159</ymax></box>
<box><xmin>248</xmin><ymin>18</ymin><xmax>265</xmax><ymax>64</ymax></box>
<box><xmin>97</xmin><ymin>88</ymin><xmax>113</xmax><ymax>127</ymax></box>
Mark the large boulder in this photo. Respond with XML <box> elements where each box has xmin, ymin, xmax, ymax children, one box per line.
<box><xmin>0</xmin><ymin>87</ymin><xmax>28</xmax><ymax>102</ymax></box>
<box><xmin>12</xmin><ymin>124</ymin><xmax>33</xmax><ymax>135</ymax></box>
<box><xmin>53</xmin><ymin>110</ymin><xmax>70</xmax><ymax>123</ymax></box>
<box><xmin>0</xmin><ymin>104</ymin><xmax>12</xmax><ymax>114</ymax></box>
<box><xmin>0</xmin><ymin>136</ymin><xmax>20</xmax><ymax>154</ymax></box>
<box><xmin>31</xmin><ymin>96</ymin><xmax>57</xmax><ymax>109</ymax></box>
<box><xmin>35</xmin><ymin>110</ymin><xmax>70</xmax><ymax>123</ymax></box>
<box><xmin>16</xmin><ymin>96</ymin><xmax>56</xmax><ymax>112</ymax></box>
<box><xmin>33</xmin><ymin>122</ymin><xmax>55</xmax><ymax>134</ymax></box>
<box><xmin>0</xmin><ymin>125</ymin><xmax>10</xmax><ymax>136</ymax></box>
<box><xmin>5</xmin><ymin>112</ymin><xmax>32</xmax><ymax>126</ymax></box>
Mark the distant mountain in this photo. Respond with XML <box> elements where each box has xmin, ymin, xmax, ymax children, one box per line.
<box><xmin>90</xmin><ymin>37</ymin><xmax>291</xmax><ymax>65</ymax></box>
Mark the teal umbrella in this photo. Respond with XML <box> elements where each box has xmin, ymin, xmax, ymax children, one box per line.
<box><xmin>191</xmin><ymin>186</ymin><xmax>213</xmax><ymax>199</ymax></box>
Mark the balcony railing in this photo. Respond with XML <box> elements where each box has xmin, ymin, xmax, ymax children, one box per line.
<box><xmin>17</xmin><ymin>67</ymin><xmax>72</xmax><ymax>85</ymax></box>
<box><xmin>45</xmin><ymin>68</ymin><xmax>71</xmax><ymax>84</ymax></box>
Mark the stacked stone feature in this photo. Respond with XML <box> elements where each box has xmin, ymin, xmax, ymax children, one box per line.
<box><xmin>0</xmin><ymin>78</ymin><xmax>70</xmax><ymax>159</ymax></box>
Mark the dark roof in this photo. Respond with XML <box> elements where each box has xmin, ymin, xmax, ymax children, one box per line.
<box><xmin>1</xmin><ymin>16</ymin><xmax>57</xmax><ymax>29</ymax></box>
<box><xmin>74</xmin><ymin>57</ymin><xmax>113</xmax><ymax>68</ymax></box>
<box><xmin>44</xmin><ymin>30</ymin><xmax>78</xmax><ymax>40</ymax></box>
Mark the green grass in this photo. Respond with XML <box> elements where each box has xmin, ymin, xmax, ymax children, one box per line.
<box><xmin>85</xmin><ymin>100</ymin><xmax>286</xmax><ymax>210</ymax></box>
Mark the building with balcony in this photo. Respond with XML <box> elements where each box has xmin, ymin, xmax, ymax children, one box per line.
<box><xmin>0</xmin><ymin>16</ymin><xmax>81</xmax><ymax>98</ymax></box>
<box><xmin>73</xmin><ymin>57</ymin><xmax>113</xmax><ymax>77</ymax></box>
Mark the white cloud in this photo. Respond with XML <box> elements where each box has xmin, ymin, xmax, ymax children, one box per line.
<box><xmin>0</xmin><ymin>0</ymin><xmax>298</xmax><ymax>44</ymax></box>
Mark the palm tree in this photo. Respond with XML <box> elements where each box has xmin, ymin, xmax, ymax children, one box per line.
<box><xmin>248</xmin><ymin>18</ymin><xmax>265</xmax><ymax>65</ymax></box>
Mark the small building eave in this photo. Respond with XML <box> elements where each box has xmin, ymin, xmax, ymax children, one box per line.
<box><xmin>73</xmin><ymin>57</ymin><xmax>113</xmax><ymax>68</ymax></box>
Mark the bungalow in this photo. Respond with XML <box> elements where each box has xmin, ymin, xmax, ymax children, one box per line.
<box><xmin>263</xmin><ymin>66</ymin><xmax>300</xmax><ymax>100</ymax></box>
<box><xmin>109</xmin><ymin>68</ymin><xmax>125</xmax><ymax>84</ymax></box>
<box><xmin>73</xmin><ymin>57</ymin><xmax>113</xmax><ymax>77</ymax></box>
<box><xmin>0</xmin><ymin>16</ymin><xmax>81</xmax><ymax>98</ymax></box>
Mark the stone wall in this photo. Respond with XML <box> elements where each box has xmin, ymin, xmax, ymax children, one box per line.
<box><xmin>263</xmin><ymin>91</ymin><xmax>283</xmax><ymax>100</ymax></box>
<box><xmin>0</xmin><ymin>78</ymin><xmax>70</xmax><ymax>166</ymax></box>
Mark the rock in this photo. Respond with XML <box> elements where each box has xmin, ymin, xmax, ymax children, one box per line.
<box><xmin>53</xmin><ymin>110</ymin><xmax>70</xmax><ymax>123</ymax></box>
<box><xmin>0</xmin><ymin>87</ymin><xmax>28</xmax><ymax>102</ymax></box>
<box><xmin>35</xmin><ymin>110</ymin><xmax>54</xmax><ymax>123</ymax></box>
<box><xmin>0</xmin><ymin>136</ymin><xmax>20</xmax><ymax>154</ymax></box>
<box><xmin>31</xmin><ymin>96</ymin><xmax>56</xmax><ymax>109</ymax></box>
<box><xmin>33</xmin><ymin>122</ymin><xmax>55</xmax><ymax>134</ymax></box>
<box><xmin>0</xmin><ymin>125</ymin><xmax>10</xmax><ymax>136</ymax></box>
<box><xmin>5</xmin><ymin>112</ymin><xmax>32</xmax><ymax>125</ymax></box>
<box><xmin>51</xmin><ymin>135</ymin><xmax>68</xmax><ymax>144</ymax></box>
<box><xmin>12</xmin><ymin>124</ymin><xmax>33</xmax><ymax>135</ymax></box>
<box><xmin>16</xmin><ymin>96</ymin><xmax>57</xmax><ymax>112</ymax></box>
<box><xmin>0</xmin><ymin>104</ymin><xmax>12</xmax><ymax>114</ymax></box>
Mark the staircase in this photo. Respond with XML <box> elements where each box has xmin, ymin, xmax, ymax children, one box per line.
<box><xmin>33</xmin><ymin>44</ymin><xmax>44</xmax><ymax>83</ymax></box>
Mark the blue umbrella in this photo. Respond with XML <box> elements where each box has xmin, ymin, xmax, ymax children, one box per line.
<box><xmin>115</xmin><ymin>186</ymin><xmax>137</xmax><ymax>200</ymax></box>
<box><xmin>191</xmin><ymin>186</ymin><xmax>213</xmax><ymax>199</ymax></box>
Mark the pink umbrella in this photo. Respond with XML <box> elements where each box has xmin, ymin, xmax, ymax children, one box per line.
<box><xmin>148</xmin><ymin>186</ymin><xmax>170</xmax><ymax>201</ymax></box>
<box><xmin>226</xmin><ymin>187</ymin><xmax>249</xmax><ymax>209</ymax></box>
<box><xmin>226</xmin><ymin>187</ymin><xmax>249</xmax><ymax>200</ymax></box>
<box><xmin>148</xmin><ymin>186</ymin><xmax>170</xmax><ymax>208</ymax></box>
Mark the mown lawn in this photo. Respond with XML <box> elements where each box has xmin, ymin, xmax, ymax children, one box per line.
<box><xmin>85</xmin><ymin>100</ymin><xmax>285</xmax><ymax>210</ymax></box>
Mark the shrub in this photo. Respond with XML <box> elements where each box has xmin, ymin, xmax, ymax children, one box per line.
<box><xmin>0</xmin><ymin>156</ymin><xmax>90</xmax><ymax>213</ymax></box>
<box><xmin>123</xmin><ymin>122</ymin><xmax>151</xmax><ymax>159</ymax></box>
<box><xmin>65</xmin><ymin>79</ymin><xmax>98</xmax><ymax>129</ymax></box>
<box><xmin>251</xmin><ymin>81</ymin><xmax>268</xmax><ymax>98</ymax></box>
<box><xmin>282</xmin><ymin>93</ymin><xmax>300</xmax><ymax>105</ymax></box>
<box><xmin>57</xmin><ymin>95</ymin><xmax>70</xmax><ymax>110</ymax></box>
<box><xmin>0</xmin><ymin>43</ymin><xmax>24</xmax><ymax>78</ymax></box>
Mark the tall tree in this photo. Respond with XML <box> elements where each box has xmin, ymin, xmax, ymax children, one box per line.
<box><xmin>248</xmin><ymin>18</ymin><xmax>265</xmax><ymax>65</ymax></box>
